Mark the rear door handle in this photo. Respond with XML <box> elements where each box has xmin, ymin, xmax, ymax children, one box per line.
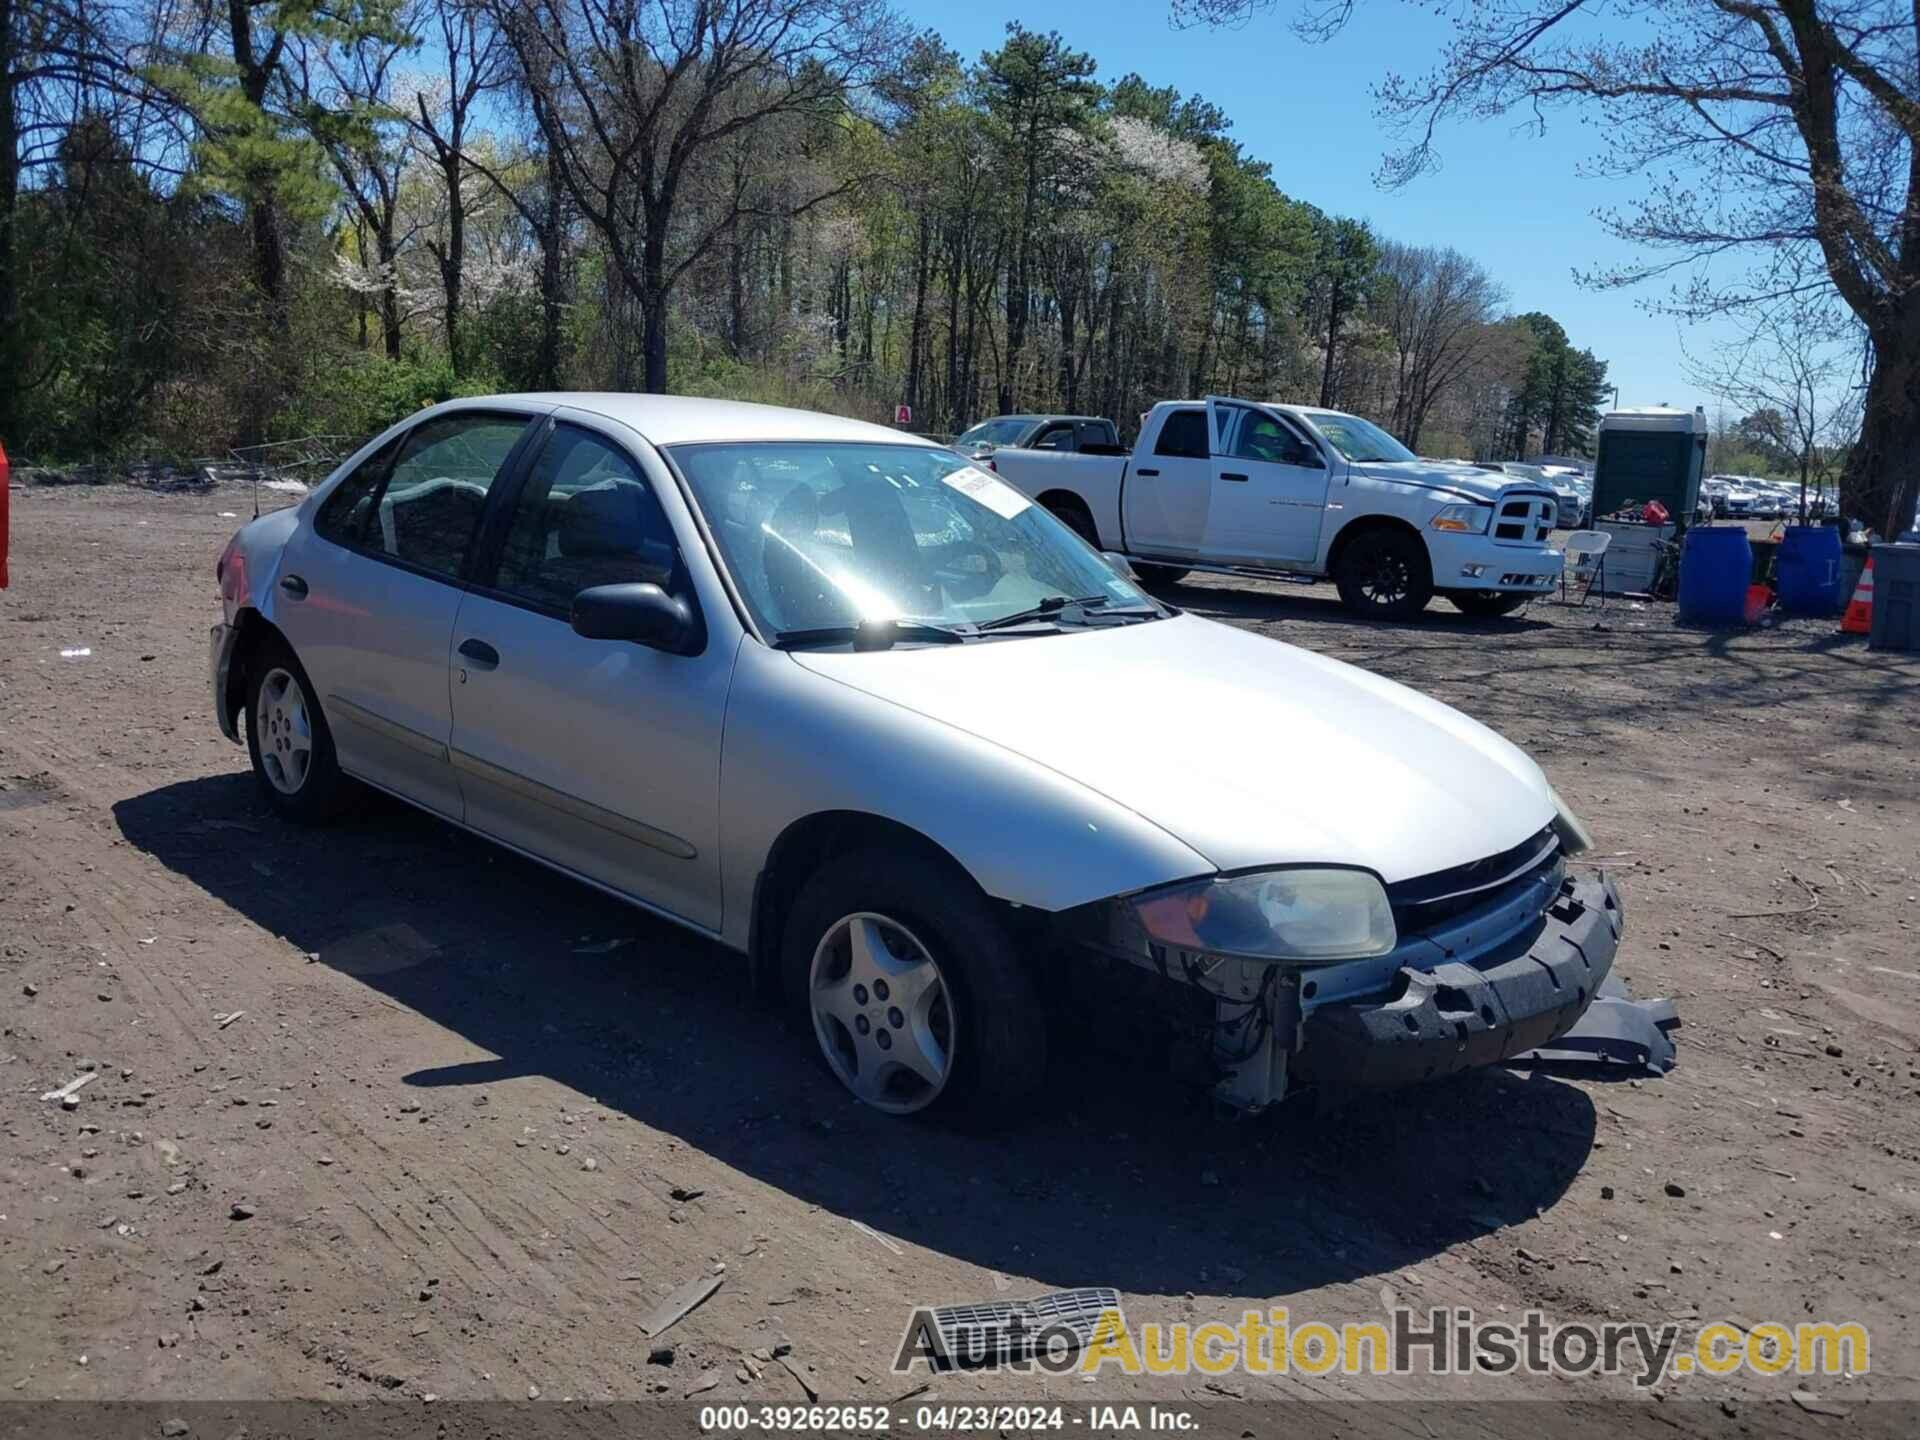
<box><xmin>278</xmin><ymin>574</ymin><xmax>308</xmax><ymax>599</ymax></box>
<box><xmin>457</xmin><ymin>638</ymin><xmax>500</xmax><ymax>670</ymax></box>
<box><xmin>1219</xmin><ymin>472</ymin><xmax>1249</xmax><ymax>483</ymax></box>
<box><xmin>1133</xmin><ymin>467</ymin><xmax>1160</xmax><ymax>477</ymax></box>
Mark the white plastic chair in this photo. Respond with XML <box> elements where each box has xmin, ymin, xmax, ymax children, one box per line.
<box><xmin>1560</xmin><ymin>530</ymin><xmax>1611</xmax><ymax>608</ymax></box>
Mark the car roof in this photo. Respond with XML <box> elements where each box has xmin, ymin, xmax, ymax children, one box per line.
<box><xmin>454</xmin><ymin>392</ymin><xmax>938</xmax><ymax>449</ymax></box>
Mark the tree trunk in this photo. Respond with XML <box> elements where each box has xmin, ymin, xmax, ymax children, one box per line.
<box><xmin>535</xmin><ymin>154</ymin><xmax>564</xmax><ymax>389</ymax></box>
<box><xmin>1058</xmin><ymin>288</ymin><xmax>1077</xmax><ymax>412</ymax></box>
<box><xmin>641</xmin><ymin>228</ymin><xmax>669</xmax><ymax>395</ymax></box>
<box><xmin>727</xmin><ymin>214</ymin><xmax>746</xmax><ymax>358</ymax></box>
<box><xmin>905</xmin><ymin>212</ymin><xmax>930</xmax><ymax>414</ymax></box>
<box><xmin>1319</xmin><ymin>283</ymin><xmax>1343</xmax><ymax>408</ymax></box>
<box><xmin>440</xmin><ymin>150</ymin><xmax>465</xmax><ymax>376</ymax></box>
<box><xmin>1844</xmin><ymin>331</ymin><xmax>1920</xmax><ymax>536</ymax></box>
<box><xmin>0</xmin><ymin>0</ymin><xmax>20</xmax><ymax>443</ymax></box>
<box><xmin>379</xmin><ymin>224</ymin><xmax>403</xmax><ymax>361</ymax></box>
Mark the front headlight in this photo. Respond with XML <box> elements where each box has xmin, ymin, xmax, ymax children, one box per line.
<box><xmin>1547</xmin><ymin>785</ymin><xmax>1594</xmax><ymax>856</ymax></box>
<box><xmin>1430</xmin><ymin>503</ymin><xmax>1491</xmax><ymax>534</ymax></box>
<box><xmin>1119</xmin><ymin>867</ymin><xmax>1397</xmax><ymax>965</ymax></box>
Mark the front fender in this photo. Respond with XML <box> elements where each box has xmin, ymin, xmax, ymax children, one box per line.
<box><xmin>716</xmin><ymin>641</ymin><xmax>1212</xmax><ymax>950</ymax></box>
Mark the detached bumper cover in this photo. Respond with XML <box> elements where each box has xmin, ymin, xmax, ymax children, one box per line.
<box><xmin>1297</xmin><ymin>871</ymin><xmax>1622</xmax><ymax>1093</ymax></box>
<box><xmin>210</xmin><ymin>622</ymin><xmax>240</xmax><ymax>742</ymax></box>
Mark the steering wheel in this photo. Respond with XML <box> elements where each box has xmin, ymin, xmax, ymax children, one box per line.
<box><xmin>934</xmin><ymin>539</ymin><xmax>1004</xmax><ymax>600</ymax></box>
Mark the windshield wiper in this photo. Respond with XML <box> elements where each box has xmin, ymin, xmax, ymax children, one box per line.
<box><xmin>771</xmin><ymin>618</ymin><xmax>970</xmax><ymax>652</ymax></box>
<box><xmin>975</xmin><ymin>594</ymin><xmax>1114</xmax><ymax>632</ymax></box>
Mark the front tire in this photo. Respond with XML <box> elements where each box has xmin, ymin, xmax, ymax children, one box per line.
<box><xmin>244</xmin><ymin>636</ymin><xmax>351</xmax><ymax>822</ymax></box>
<box><xmin>1333</xmin><ymin>527</ymin><xmax>1434</xmax><ymax>619</ymax></box>
<box><xmin>1448</xmin><ymin>590</ymin><xmax>1532</xmax><ymax>619</ymax></box>
<box><xmin>1134</xmin><ymin>564</ymin><xmax>1190</xmax><ymax>587</ymax></box>
<box><xmin>783</xmin><ymin>850</ymin><xmax>1047</xmax><ymax>1122</ymax></box>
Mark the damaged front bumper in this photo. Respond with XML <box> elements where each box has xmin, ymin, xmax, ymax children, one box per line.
<box><xmin>210</xmin><ymin>622</ymin><xmax>240</xmax><ymax>742</ymax></box>
<box><xmin>1293</xmin><ymin>870</ymin><xmax>1622</xmax><ymax>1094</ymax></box>
<box><xmin>1071</xmin><ymin>852</ymin><xmax>1627</xmax><ymax>1114</ymax></box>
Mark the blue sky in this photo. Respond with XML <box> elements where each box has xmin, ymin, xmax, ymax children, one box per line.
<box><xmin>899</xmin><ymin>0</ymin><xmax>1719</xmax><ymax>413</ymax></box>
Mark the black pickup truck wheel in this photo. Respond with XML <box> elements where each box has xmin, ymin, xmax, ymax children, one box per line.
<box><xmin>1333</xmin><ymin>529</ymin><xmax>1433</xmax><ymax>619</ymax></box>
<box><xmin>1447</xmin><ymin>590</ymin><xmax>1532</xmax><ymax>618</ymax></box>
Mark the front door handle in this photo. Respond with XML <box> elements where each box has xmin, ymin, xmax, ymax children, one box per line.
<box><xmin>278</xmin><ymin>574</ymin><xmax>308</xmax><ymax>599</ymax></box>
<box><xmin>1133</xmin><ymin>467</ymin><xmax>1160</xmax><ymax>478</ymax></box>
<box><xmin>1219</xmin><ymin>472</ymin><xmax>1249</xmax><ymax>483</ymax></box>
<box><xmin>457</xmin><ymin>638</ymin><xmax>500</xmax><ymax>670</ymax></box>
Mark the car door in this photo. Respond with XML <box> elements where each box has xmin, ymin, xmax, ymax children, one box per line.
<box><xmin>1121</xmin><ymin>406</ymin><xmax>1212</xmax><ymax>560</ymax></box>
<box><xmin>276</xmin><ymin>411</ymin><xmax>536</xmax><ymax>819</ymax></box>
<box><xmin>1202</xmin><ymin>401</ymin><xmax>1332</xmax><ymax>566</ymax></box>
<box><xmin>446</xmin><ymin>420</ymin><xmax>729</xmax><ymax>932</ymax></box>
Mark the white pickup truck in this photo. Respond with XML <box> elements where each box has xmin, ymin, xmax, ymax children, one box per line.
<box><xmin>989</xmin><ymin>397</ymin><xmax>1564</xmax><ymax>618</ymax></box>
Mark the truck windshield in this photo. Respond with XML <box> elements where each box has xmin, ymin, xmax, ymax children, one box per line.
<box><xmin>669</xmin><ymin>441</ymin><xmax>1154</xmax><ymax>640</ymax></box>
<box><xmin>1308</xmin><ymin>414</ymin><xmax>1418</xmax><ymax>464</ymax></box>
<box><xmin>955</xmin><ymin>417</ymin><xmax>1033</xmax><ymax>448</ymax></box>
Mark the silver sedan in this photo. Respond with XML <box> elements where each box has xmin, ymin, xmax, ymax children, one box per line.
<box><xmin>210</xmin><ymin>395</ymin><xmax>1620</xmax><ymax>1122</ymax></box>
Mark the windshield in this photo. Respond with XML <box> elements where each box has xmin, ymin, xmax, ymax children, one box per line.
<box><xmin>670</xmin><ymin>441</ymin><xmax>1154</xmax><ymax>638</ymax></box>
<box><xmin>954</xmin><ymin>417</ymin><xmax>1033</xmax><ymax>448</ymax></box>
<box><xmin>1306</xmin><ymin>413</ymin><xmax>1417</xmax><ymax>464</ymax></box>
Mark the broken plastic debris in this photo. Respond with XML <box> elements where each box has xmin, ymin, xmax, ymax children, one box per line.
<box><xmin>41</xmin><ymin>1073</ymin><xmax>99</xmax><ymax>1103</ymax></box>
<box><xmin>59</xmin><ymin>647</ymin><xmax>92</xmax><ymax>659</ymax></box>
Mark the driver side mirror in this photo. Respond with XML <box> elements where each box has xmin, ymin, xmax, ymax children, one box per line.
<box><xmin>571</xmin><ymin>583</ymin><xmax>701</xmax><ymax>655</ymax></box>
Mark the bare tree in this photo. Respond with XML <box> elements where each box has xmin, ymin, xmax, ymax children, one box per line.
<box><xmin>1685</xmin><ymin>283</ymin><xmax>1862</xmax><ymax>521</ymax></box>
<box><xmin>491</xmin><ymin>0</ymin><xmax>903</xmax><ymax>394</ymax></box>
<box><xmin>397</xmin><ymin>0</ymin><xmax>504</xmax><ymax>375</ymax></box>
<box><xmin>1377</xmin><ymin>241</ymin><xmax>1507</xmax><ymax>451</ymax></box>
<box><xmin>1181</xmin><ymin>0</ymin><xmax>1920</xmax><ymax>537</ymax></box>
<box><xmin>287</xmin><ymin>25</ymin><xmax>420</xmax><ymax>359</ymax></box>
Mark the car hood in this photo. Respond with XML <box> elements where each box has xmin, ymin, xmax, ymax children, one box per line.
<box><xmin>1349</xmin><ymin>460</ymin><xmax>1523</xmax><ymax>503</ymax></box>
<box><xmin>790</xmin><ymin>614</ymin><xmax>1556</xmax><ymax>884</ymax></box>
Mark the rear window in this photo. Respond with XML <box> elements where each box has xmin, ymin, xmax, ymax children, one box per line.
<box><xmin>1153</xmin><ymin>409</ymin><xmax>1209</xmax><ymax>459</ymax></box>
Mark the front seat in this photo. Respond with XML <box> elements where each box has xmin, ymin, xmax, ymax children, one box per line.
<box><xmin>761</xmin><ymin>484</ymin><xmax>839</xmax><ymax>630</ymax></box>
<box><xmin>553</xmin><ymin>480</ymin><xmax>676</xmax><ymax>592</ymax></box>
<box><xmin>829</xmin><ymin>476</ymin><xmax>934</xmax><ymax>615</ymax></box>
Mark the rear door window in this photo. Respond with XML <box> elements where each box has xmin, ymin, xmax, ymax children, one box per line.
<box><xmin>1154</xmin><ymin>409</ymin><xmax>1210</xmax><ymax>459</ymax></box>
<box><xmin>362</xmin><ymin>415</ymin><xmax>531</xmax><ymax>581</ymax></box>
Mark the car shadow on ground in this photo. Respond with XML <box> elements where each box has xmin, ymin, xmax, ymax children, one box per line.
<box><xmin>115</xmin><ymin>772</ymin><xmax>1597</xmax><ymax>1302</ymax></box>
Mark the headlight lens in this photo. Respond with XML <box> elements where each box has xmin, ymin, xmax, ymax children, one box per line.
<box><xmin>1548</xmin><ymin>785</ymin><xmax>1594</xmax><ymax>855</ymax></box>
<box><xmin>1429</xmin><ymin>503</ymin><xmax>1491</xmax><ymax>534</ymax></box>
<box><xmin>1121</xmin><ymin>867</ymin><xmax>1397</xmax><ymax>964</ymax></box>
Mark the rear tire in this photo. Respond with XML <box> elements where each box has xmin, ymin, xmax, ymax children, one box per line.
<box><xmin>244</xmin><ymin>634</ymin><xmax>352</xmax><ymax>823</ymax></box>
<box><xmin>1134</xmin><ymin>564</ymin><xmax>1190</xmax><ymax>587</ymax></box>
<box><xmin>1333</xmin><ymin>527</ymin><xmax>1434</xmax><ymax>619</ymax></box>
<box><xmin>782</xmin><ymin>850</ymin><xmax>1047</xmax><ymax>1123</ymax></box>
<box><xmin>1448</xmin><ymin>591</ymin><xmax>1532</xmax><ymax>619</ymax></box>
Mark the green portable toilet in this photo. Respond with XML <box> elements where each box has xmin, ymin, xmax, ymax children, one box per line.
<box><xmin>1592</xmin><ymin>407</ymin><xmax>1709</xmax><ymax>525</ymax></box>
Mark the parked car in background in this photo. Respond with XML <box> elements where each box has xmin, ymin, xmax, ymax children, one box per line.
<box><xmin>992</xmin><ymin>398</ymin><xmax>1563</xmax><ymax>618</ymax></box>
<box><xmin>1704</xmin><ymin>475</ymin><xmax>1759</xmax><ymax>517</ymax></box>
<box><xmin>1745</xmin><ymin>480</ymin><xmax>1789</xmax><ymax>519</ymax></box>
<box><xmin>1474</xmin><ymin>462</ymin><xmax>1589</xmax><ymax>529</ymax></box>
<box><xmin>207</xmin><ymin>393</ymin><xmax>1619</xmax><ymax>1122</ymax></box>
<box><xmin>954</xmin><ymin>414</ymin><xmax>1122</xmax><ymax>461</ymax></box>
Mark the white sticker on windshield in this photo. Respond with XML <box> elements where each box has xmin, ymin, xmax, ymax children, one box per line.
<box><xmin>942</xmin><ymin>465</ymin><xmax>1032</xmax><ymax>521</ymax></box>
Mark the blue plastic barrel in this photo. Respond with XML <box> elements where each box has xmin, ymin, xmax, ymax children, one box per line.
<box><xmin>1776</xmin><ymin>524</ymin><xmax>1844</xmax><ymax>615</ymax></box>
<box><xmin>1678</xmin><ymin>525</ymin><xmax>1753</xmax><ymax>625</ymax></box>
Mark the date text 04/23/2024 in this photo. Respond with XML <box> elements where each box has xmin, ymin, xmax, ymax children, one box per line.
<box><xmin>697</xmin><ymin>1404</ymin><xmax>1199</xmax><ymax>1432</ymax></box>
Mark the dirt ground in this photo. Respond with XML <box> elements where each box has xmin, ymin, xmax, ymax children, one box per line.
<box><xmin>3</xmin><ymin>482</ymin><xmax>1918</xmax><ymax>1432</ymax></box>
